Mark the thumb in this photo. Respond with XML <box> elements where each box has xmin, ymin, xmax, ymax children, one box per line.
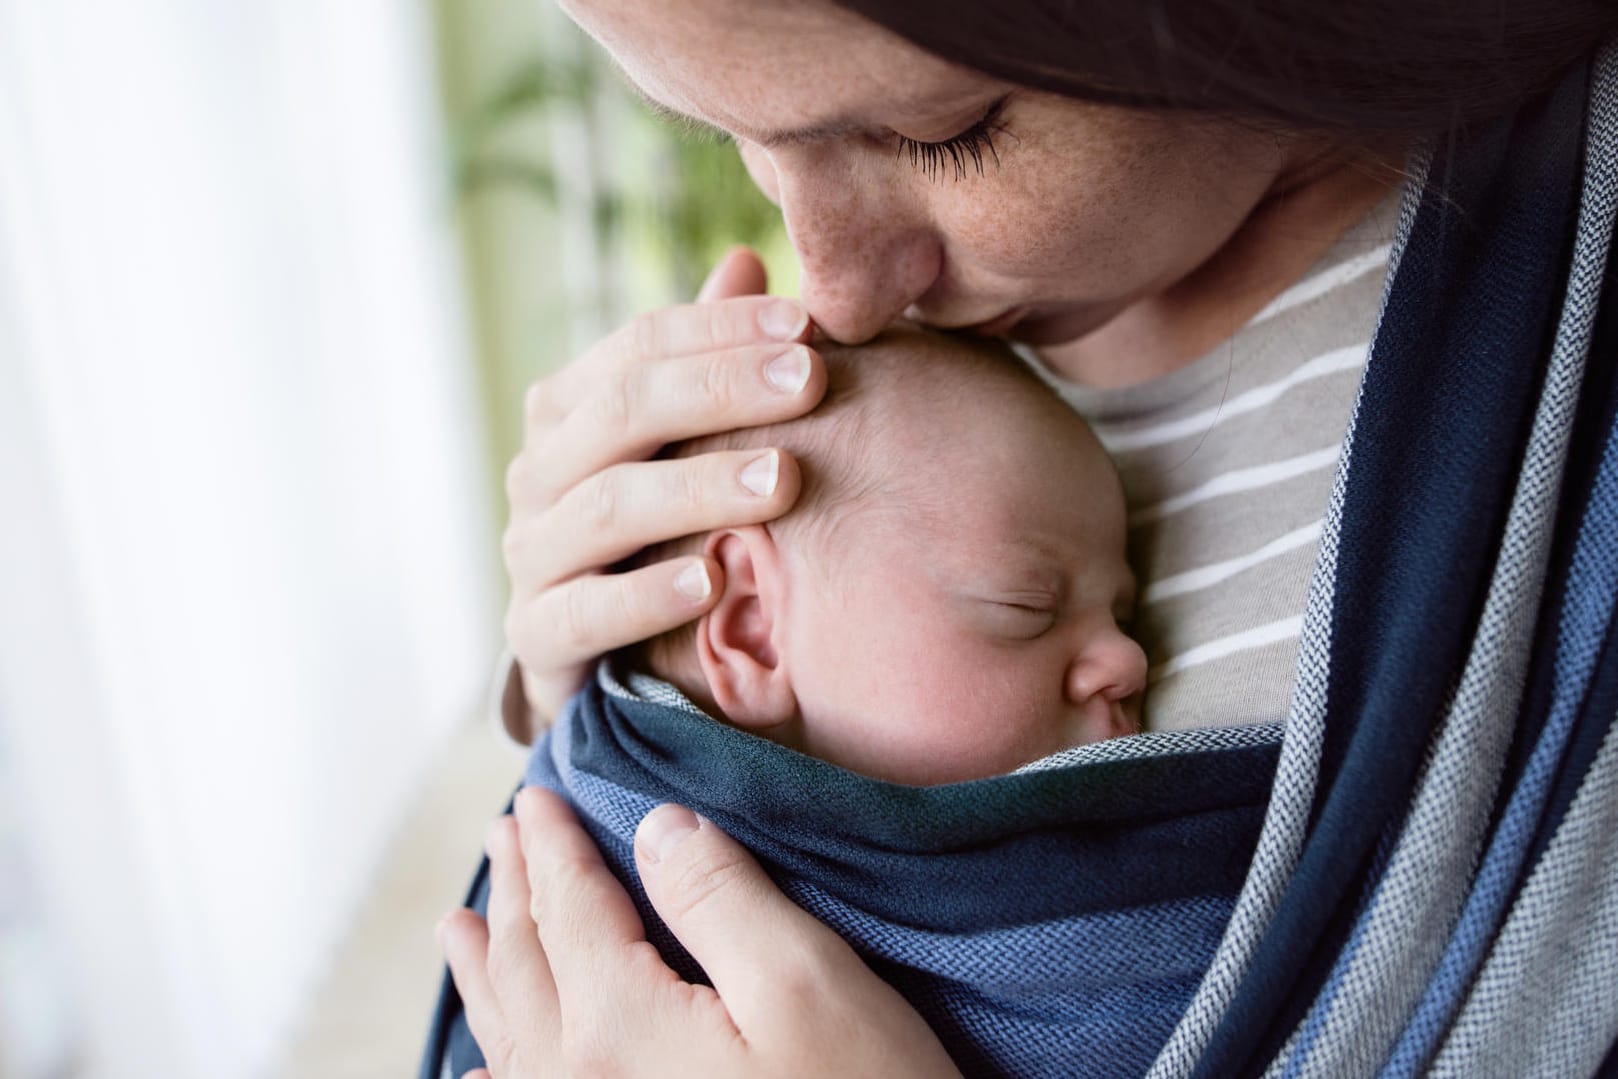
<box><xmin>696</xmin><ymin>245</ymin><xmax>768</xmax><ymax>302</ymax></box>
<box><xmin>634</xmin><ymin>804</ymin><xmax>850</xmax><ymax>1026</ymax></box>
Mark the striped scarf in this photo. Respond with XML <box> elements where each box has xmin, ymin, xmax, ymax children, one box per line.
<box><xmin>1155</xmin><ymin>40</ymin><xmax>1618</xmax><ymax>1079</ymax></box>
<box><xmin>422</xmin><ymin>44</ymin><xmax>1618</xmax><ymax>1079</ymax></box>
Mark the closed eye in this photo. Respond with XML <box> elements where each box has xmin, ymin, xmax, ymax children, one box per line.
<box><xmin>895</xmin><ymin>96</ymin><xmax>1010</xmax><ymax>182</ymax></box>
<box><xmin>978</xmin><ymin>601</ymin><xmax>1058</xmax><ymax>640</ymax></box>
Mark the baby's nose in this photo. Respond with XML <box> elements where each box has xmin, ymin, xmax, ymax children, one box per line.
<box><xmin>1067</xmin><ymin>635</ymin><xmax>1148</xmax><ymax>703</ymax></box>
<box><xmin>1066</xmin><ymin>634</ymin><xmax>1148</xmax><ymax>736</ymax></box>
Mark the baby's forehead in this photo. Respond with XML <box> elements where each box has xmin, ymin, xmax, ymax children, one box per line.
<box><xmin>791</xmin><ymin>331</ymin><xmax>1102</xmax><ymax>521</ymax></box>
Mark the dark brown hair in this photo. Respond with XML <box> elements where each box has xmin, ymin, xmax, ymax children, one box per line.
<box><xmin>831</xmin><ymin>0</ymin><xmax>1617</xmax><ymax>136</ymax></box>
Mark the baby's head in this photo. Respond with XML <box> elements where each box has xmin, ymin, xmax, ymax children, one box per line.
<box><xmin>636</xmin><ymin>326</ymin><xmax>1145</xmax><ymax>785</ymax></box>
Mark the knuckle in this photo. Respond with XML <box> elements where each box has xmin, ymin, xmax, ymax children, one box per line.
<box><xmin>580</xmin><ymin>473</ymin><xmax>620</xmax><ymax>533</ymax></box>
<box><xmin>546</xmin><ymin>851</ymin><xmax>601</xmax><ymax>906</ymax></box>
<box><xmin>527</xmin><ymin>438</ymin><xmax>570</xmax><ymax>504</ymax></box>
<box><xmin>664</xmin><ymin>851</ymin><xmax>752</xmax><ymax>924</ymax></box>
<box><xmin>500</xmin><ymin>525</ymin><xmax>525</xmax><ymax>571</ymax></box>
<box><xmin>626</xmin><ymin>308</ymin><xmax>666</xmax><ymax>364</ymax></box>
<box><xmin>484</xmin><ymin>1034</ymin><xmax>521</xmax><ymax>1078</ymax></box>
<box><xmin>704</xmin><ymin>300</ymin><xmax>735</xmax><ymax>347</ymax></box>
<box><xmin>771</xmin><ymin>959</ymin><xmax>826</xmax><ymax>1015</ymax></box>
<box><xmin>484</xmin><ymin>937</ymin><xmax>525</xmax><ymax>985</ymax></box>
<box><xmin>591</xmin><ymin>372</ymin><xmax>637</xmax><ymax>437</ymax></box>
<box><xmin>530</xmin><ymin>856</ymin><xmax>609</xmax><ymax>943</ymax></box>
<box><xmin>621</xmin><ymin>938</ymin><xmax>672</xmax><ymax>981</ymax></box>
<box><xmin>503</xmin><ymin>455</ymin><xmax>528</xmax><ymax>504</ymax></box>
<box><xmin>523</xmin><ymin>378</ymin><xmax>552</xmax><ymax>428</ymax></box>
<box><xmin>508</xmin><ymin>448</ymin><xmax>567</xmax><ymax>509</ymax></box>
<box><xmin>672</xmin><ymin>460</ymin><xmax>711</xmax><ymax>517</ymax></box>
<box><xmin>553</xmin><ymin>587</ymin><xmax>596</xmax><ymax>657</ymax></box>
<box><xmin>700</xmin><ymin>353</ymin><xmax>738</xmax><ymax>413</ymax></box>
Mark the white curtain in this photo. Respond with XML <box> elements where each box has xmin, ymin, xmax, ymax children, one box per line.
<box><xmin>0</xmin><ymin>3</ymin><xmax>496</xmax><ymax>1076</ymax></box>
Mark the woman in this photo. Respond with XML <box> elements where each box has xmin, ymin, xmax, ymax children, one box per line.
<box><xmin>433</xmin><ymin>1</ymin><xmax>1618</xmax><ymax>1075</ymax></box>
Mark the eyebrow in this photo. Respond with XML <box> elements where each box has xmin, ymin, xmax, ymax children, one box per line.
<box><xmin>630</xmin><ymin>86</ymin><xmax>872</xmax><ymax>148</ymax></box>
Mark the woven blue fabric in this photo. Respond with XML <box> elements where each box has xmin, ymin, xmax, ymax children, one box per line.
<box><xmin>1182</xmin><ymin>52</ymin><xmax>1618</xmax><ymax>1079</ymax></box>
<box><xmin>418</xmin><ymin>691</ymin><xmax>1279</xmax><ymax>1079</ymax></box>
<box><xmin>1382</xmin><ymin>362</ymin><xmax>1618</xmax><ymax>1077</ymax></box>
<box><xmin>529</xmin><ymin>686</ymin><xmax>1275</xmax><ymax>1078</ymax></box>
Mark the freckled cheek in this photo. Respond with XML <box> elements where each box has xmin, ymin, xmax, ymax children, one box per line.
<box><xmin>936</xmin><ymin>155</ymin><xmax>1154</xmax><ymax>285</ymax></box>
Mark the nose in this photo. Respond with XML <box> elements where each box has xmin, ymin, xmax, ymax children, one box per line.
<box><xmin>1066</xmin><ymin>630</ymin><xmax>1149</xmax><ymax>737</ymax></box>
<box><xmin>772</xmin><ymin>155</ymin><xmax>939</xmax><ymax>343</ymax></box>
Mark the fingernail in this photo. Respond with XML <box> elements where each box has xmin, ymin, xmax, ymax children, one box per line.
<box><xmin>739</xmin><ymin>450</ymin><xmax>779</xmax><ymax>497</ymax></box>
<box><xmin>764</xmin><ymin>346</ymin><xmax>811</xmax><ymax>393</ymax></box>
<box><xmin>673</xmin><ymin>560</ymin><xmax>711</xmax><ymax>602</ymax></box>
<box><xmin>759</xmin><ymin>300</ymin><xmax>808</xmax><ymax>341</ymax></box>
<box><xmin>638</xmin><ymin>804</ymin><xmax>701</xmax><ymax>865</ymax></box>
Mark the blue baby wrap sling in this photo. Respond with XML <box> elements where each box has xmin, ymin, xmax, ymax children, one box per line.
<box><xmin>422</xmin><ymin>45</ymin><xmax>1618</xmax><ymax>1078</ymax></box>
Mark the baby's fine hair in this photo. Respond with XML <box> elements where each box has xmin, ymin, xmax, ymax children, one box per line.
<box><xmin>627</xmin><ymin>325</ymin><xmax>1064</xmax><ymax>668</ymax></box>
<box><xmin>650</xmin><ymin>325</ymin><xmax>1057</xmax><ymax>558</ymax></box>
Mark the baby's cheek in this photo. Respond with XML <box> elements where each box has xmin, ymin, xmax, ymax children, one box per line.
<box><xmin>908</xmin><ymin>658</ymin><xmax>1058</xmax><ymax>770</ymax></box>
<box><xmin>787</xmin><ymin>604</ymin><xmax>904</xmax><ymax>720</ymax></box>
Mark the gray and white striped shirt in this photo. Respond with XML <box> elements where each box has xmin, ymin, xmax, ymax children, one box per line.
<box><xmin>1048</xmin><ymin>197</ymin><xmax>1398</xmax><ymax>732</ymax></box>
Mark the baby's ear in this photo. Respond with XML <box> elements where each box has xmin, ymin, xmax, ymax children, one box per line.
<box><xmin>696</xmin><ymin>526</ymin><xmax>798</xmax><ymax>730</ymax></box>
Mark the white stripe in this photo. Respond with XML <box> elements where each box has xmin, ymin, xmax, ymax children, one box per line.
<box><xmin>1142</xmin><ymin>522</ymin><xmax>1323</xmax><ymax>605</ymax></box>
<box><xmin>1093</xmin><ymin>344</ymin><xmax>1367</xmax><ymax>453</ymax></box>
<box><xmin>1149</xmin><ymin>615</ymin><xmax>1305</xmax><ymax>684</ymax></box>
<box><xmin>1248</xmin><ymin>245</ymin><xmax>1393</xmax><ymax>327</ymax></box>
<box><xmin>1129</xmin><ymin>445</ymin><xmax>1341</xmax><ymax>526</ymax></box>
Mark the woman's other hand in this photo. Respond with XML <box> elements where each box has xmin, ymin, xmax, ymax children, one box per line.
<box><xmin>502</xmin><ymin>247</ymin><xmax>826</xmax><ymax>738</ymax></box>
<box><xmin>440</xmin><ymin>788</ymin><xmax>961</xmax><ymax>1079</ymax></box>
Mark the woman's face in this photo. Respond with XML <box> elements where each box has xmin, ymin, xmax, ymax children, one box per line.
<box><xmin>561</xmin><ymin>0</ymin><xmax>1294</xmax><ymax>348</ymax></box>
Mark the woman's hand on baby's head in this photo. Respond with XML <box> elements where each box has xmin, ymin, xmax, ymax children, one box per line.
<box><xmin>501</xmin><ymin>247</ymin><xmax>826</xmax><ymax>736</ymax></box>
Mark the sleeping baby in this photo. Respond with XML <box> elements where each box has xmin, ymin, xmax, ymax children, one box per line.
<box><xmin>425</xmin><ymin>327</ymin><xmax>1264</xmax><ymax>1079</ymax></box>
<box><xmin>628</xmin><ymin>323</ymin><xmax>1146</xmax><ymax>783</ymax></box>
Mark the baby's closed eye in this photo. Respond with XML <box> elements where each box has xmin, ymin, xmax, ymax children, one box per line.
<box><xmin>971</xmin><ymin>597</ymin><xmax>1059</xmax><ymax>640</ymax></box>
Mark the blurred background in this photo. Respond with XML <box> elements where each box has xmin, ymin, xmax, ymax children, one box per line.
<box><xmin>0</xmin><ymin>1</ymin><xmax>794</xmax><ymax>1076</ymax></box>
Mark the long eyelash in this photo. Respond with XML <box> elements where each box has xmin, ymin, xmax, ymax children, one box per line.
<box><xmin>896</xmin><ymin>97</ymin><xmax>1009</xmax><ymax>182</ymax></box>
